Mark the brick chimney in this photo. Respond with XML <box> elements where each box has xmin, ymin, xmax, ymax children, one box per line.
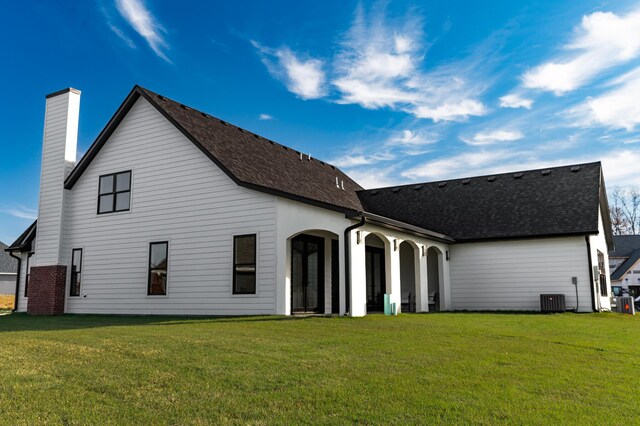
<box><xmin>29</xmin><ymin>88</ymin><xmax>81</xmax><ymax>314</ymax></box>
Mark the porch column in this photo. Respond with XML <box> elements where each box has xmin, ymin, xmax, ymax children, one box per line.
<box><xmin>389</xmin><ymin>238</ymin><xmax>401</xmax><ymax>313</ymax></box>
<box><xmin>349</xmin><ymin>229</ymin><xmax>367</xmax><ymax>317</ymax></box>
<box><xmin>417</xmin><ymin>246</ymin><xmax>428</xmax><ymax>312</ymax></box>
<box><xmin>441</xmin><ymin>251</ymin><xmax>452</xmax><ymax>311</ymax></box>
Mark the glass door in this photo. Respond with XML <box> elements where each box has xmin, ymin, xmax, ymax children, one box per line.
<box><xmin>291</xmin><ymin>235</ymin><xmax>325</xmax><ymax>313</ymax></box>
<box><xmin>366</xmin><ymin>246</ymin><xmax>385</xmax><ymax>312</ymax></box>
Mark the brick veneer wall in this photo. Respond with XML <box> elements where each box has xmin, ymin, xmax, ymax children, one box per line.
<box><xmin>27</xmin><ymin>265</ymin><xmax>67</xmax><ymax>315</ymax></box>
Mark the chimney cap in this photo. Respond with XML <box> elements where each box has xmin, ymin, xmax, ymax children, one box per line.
<box><xmin>46</xmin><ymin>88</ymin><xmax>81</xmax><ymax>99</ymax></box>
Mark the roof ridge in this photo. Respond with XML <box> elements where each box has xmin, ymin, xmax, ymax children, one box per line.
<box><xmin>359</xmin><ymin>161</ymin><xmax>602</xmax><ymax>192</ymax></box>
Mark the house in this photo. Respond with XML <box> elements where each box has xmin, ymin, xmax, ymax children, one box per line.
<box><xmin>5</xmin><ymin>86</ymin><xmax>613</xmax><ymax>316</ymax></box>
<box><xmin>609</xmin><ymin>235</ymin><xmax>640</xmax><ymax>297</ymax></box>
<box><xmin>0</xmin><ymin>241</ymin><xmax>18</xmax><ymax>308</ymax></box>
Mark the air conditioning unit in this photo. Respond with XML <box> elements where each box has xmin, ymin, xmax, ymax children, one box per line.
<box><xmin>615</xmin><ymin>296</ymin><xmax>635</xmax><ymax>315</ymax></box>
<box><xmin>540</xmin><ymin>294</ymin><xmax>566</xmax><ymax>313</ymax></box>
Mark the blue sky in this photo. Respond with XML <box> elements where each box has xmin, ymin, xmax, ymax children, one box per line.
<box><xmin>2</xmin><ymin>0</ymin><xmax>640</xmax><ymax>244</ymax></box>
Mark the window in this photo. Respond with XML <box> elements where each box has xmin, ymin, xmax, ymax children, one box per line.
<box><xmin>98</xmin><ymin>171</ymin><xmax>131</xmax><ymax>214</ymax></box>
<box><xmin>148</xmin><ymin>242</ymin><xmax>168</xmax><ymax>295</ymax></box>
<box><xmin>24</xmin><ymin>255</ymin><xmax>31</xmax><ymax>297</ymax></box>
<box><xmin>597</xmin><ymin>250</ymin><xmax>607</xmax><ymax>297</ymax></box>
<box><xmin>70</xmin><ymin>249</ymin><xmax>82</xmax><ymax>297</ymax></box>
<box><xmin>233</xmin><ymin>234</ymin><xmax>256</xmax><ymax>294</ymax></box>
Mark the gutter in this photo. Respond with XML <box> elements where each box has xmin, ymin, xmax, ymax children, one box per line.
<box><xmin>344</xmin><ymin>216</ymin><xmax>366</xmax><ymax>316</ymax></box>
<box><xmin>7</xmin><ymin>251</ymin><xmax>21</xmax><ymax>312</ymax></box>
<box><xmin>585</xmin><ymin>236</ymin><xmax>598</xmax><ymax>312</ymax></box>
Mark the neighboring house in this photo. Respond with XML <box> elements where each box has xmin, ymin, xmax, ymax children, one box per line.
<box><xmin>609</xmin><ymin>235</ymin><xmax>640</xmax><ymax>297</ymax></box>
<box><xmin>0</xmin><ymin>241</ymin><xmax>18</xmax><ymax>309</ymax></box>
<box><xmin>4</xmin><ymin>86</ymin><xmax>614</xmax><ymax>315</ymax></box>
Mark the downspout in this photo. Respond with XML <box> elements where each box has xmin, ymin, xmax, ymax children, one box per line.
<box><xmin>344</xmin><ymin>216</ymin><xmax>366</xmax><ymax>316</ymax></box>
<box><xmin>585</xmin><ymin>236</ymin><xmax>598</xmax><ymax>312</ymax></box>
<box><xmin>8</xmin><ymin>251</ymin><xmax>21</xmax><ymax>312</ymax></box>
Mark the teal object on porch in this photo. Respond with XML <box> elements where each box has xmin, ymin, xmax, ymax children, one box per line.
<box><xmin>391</xmin><ymin>302</ymin><xmax>397</xmax><ymax>316</ymax></box>
<box><xmin>384</xmin><ymin>294</ymin><xmax>391</xmax><ymax>315</ymax></box>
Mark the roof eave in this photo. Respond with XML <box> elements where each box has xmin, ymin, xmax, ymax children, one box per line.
<box><xmin>348</xmin><ymin>211</ymin><xmax>455</xmax><ymax>243</ymax></box>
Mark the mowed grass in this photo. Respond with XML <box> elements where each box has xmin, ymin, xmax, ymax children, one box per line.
<box><xmin>1</xmin><ymin>313</ymin><xmax>639</xmax><ymax>425</ymax></box>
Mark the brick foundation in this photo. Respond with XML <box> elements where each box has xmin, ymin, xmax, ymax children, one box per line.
<box><xmin>27</xmin><ymin>265</ymin><xmax>67</xmax><ymax>315</ymax></box>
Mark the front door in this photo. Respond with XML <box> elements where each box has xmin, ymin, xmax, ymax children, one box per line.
<box><xmin>291</xmin><ymin>235</ymin><xmax>325</xmax><ymax>314</ymax></box>
<box><xmin>366</xmin><ymin>246</ymin><xmax>386</xmax><ymax>312</ymax></box>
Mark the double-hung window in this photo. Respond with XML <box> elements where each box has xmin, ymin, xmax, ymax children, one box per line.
<box><xmin>70</xmin><ymin>249</ymin><xmax>82</xmax><ymax>297</ymax></box>
<box><xmin>98</xmin><ymin>171</ymin><xmax>131</xmax><ymax>214</ymax></box>
<box><xmin>148</xmin><ymin>242</ymin><xmax>168</xmax><ymax>296</ymax></box>
<box><xmin>233</xmin><ymin>234</ymin><xmax>256</xmax><ymax>294</ymax></box>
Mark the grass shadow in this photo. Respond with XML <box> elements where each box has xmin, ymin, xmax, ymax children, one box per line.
<box><xmin>0</xmin><ymin>312</ymin><xmax>321</xmax><ymax>333</ymax></box>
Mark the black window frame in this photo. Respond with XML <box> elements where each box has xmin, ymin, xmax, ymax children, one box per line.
<box><xmin>97</xmin><ymin>170</ymin><xmax>132</xmax><ymax>214</ymax></box>
<box><xmin>233</xmin><ymin>234</ymin><xmax>257</xmax><ymax>295</ymax></box>
<box><xmin>70</xmin><ymin>248</ymin><xmax>83</xmax><ymax>297</ymax></box>
<box><xmin>148</xmin><ymin>241</ymin><xmax>169</xmax><ymax>296</ymax></box>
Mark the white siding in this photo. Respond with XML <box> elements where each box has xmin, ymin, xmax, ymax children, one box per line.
<box><xmin>450</xmin><ymin>237</ymin><xmax>593</xmax><ymax>312</ymax></box>
<box><xmin>61</xmin><ymin>97</ymin><xmax>277</xmax><ymax>315</ymax></box>
<box><xmin>34</xmin><ymin>91</ymin><xmax>80</xmax><ymax>266</ymax></box>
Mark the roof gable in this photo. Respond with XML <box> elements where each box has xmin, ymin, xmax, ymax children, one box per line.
<box><xmin>358</xmin><ymin>162</ymin><xmax>613</xmax><ymax>244</ymax></box>
<box><xmin>611</xmin><ymin>248</ymin><xmax>640</xmax><ymax>280</ymax></box>
<box><xmin>65</xmin><ymin>86</ymin><xmax>363</xmax><ymax>213</ymax></box>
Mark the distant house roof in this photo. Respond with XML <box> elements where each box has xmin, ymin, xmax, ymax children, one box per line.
<box><xmin>357</xmin><ymin>162</ymin><xmax>614</xmax><ymax>245</ymax></box>
<box><xmin>65</xmin><ymin>86</ymin><xmax>364</xmax><ymax>214</ymax></box>
<box><xmin>609</xmin><ymin>235</ymin><xmax>640</xmax><ymax>258</ymax></box>
<box><xmin>6</xmin><ymin>220</ymin><xmax>36</xmax><ymax>252</ymax></box>
<box><xmin>0</xmin><ymin>241</ymin><xmax>18</xmax><ymax>273</ymax></box>
<box><xmin>611</xmin><ymin>248</ymin><xmax>640</xmax><ymax>281</ymax></box>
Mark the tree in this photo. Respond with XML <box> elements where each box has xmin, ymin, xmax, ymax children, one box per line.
<box><xmin>609</xmin><ymin>186</ymin><xmax>640</xmax><ymax>235</ymax></box>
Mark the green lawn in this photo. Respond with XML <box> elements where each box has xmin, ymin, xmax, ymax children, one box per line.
<box><xmin>1</xmin><ymin>312</ymin><xmax>639</xmax><ymax>425</ymax></box>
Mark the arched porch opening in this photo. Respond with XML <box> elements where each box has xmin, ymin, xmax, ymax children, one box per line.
<box><xmin>400</xmin><ymin>241</ymin><xmax>419</xmax><ymax>312</ymax></box>
<box><xmin>364</xmin><ymin>233</ymin><xmax>390</xmax><ymax>313</ymax></box>
<box><xmin>287</xmin><ymin>229</ymin><xmax>339</xmax><ymax>315</ymax></box>
<box><xmin>427</xmin><ymin>246</ymin><xmax>444</xmax><ymax>312</ymax></box>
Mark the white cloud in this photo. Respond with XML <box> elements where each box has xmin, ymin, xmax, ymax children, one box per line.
<box><xmin>600</xmin><ymin>149</ymin><xmax>640</xmax><ymax>186</ymax></box>
<box><xmin>1</xmin><ymin>206</ymin><xmax>37</xmax><ymax>220</ymax></box>
<box><xmin>115</xmin><ymin>0</ymin><xmax>170</xmax><ymax>62</ymax></box>
<box><xmin>523</xmin><ymin>9</ymin><xmax>640</xmax><ymax>94</ymax></box>
<box><xmin>258</xmin><ymin>114</ymin><xmax>273</xmax><ymax>120</ymax></box>
<box><xmin>402</xmin><ymin>150</ymin><xmax>520</xmax><ymax>180</ymax></box>
<box><xmin>343</xmin><ymin>165</ymin><xmax>403</xmax><ymax>189</ymax></box>
<box><xmin>332</xmin><ymin>6</ymin><xmax>487</xmax><ymax>122</ymax></box>
<box><xmin>499</xmin><ymin>94</ymin><xmax>533</xmax><ymax>109</ymax></box>
<box><xmin>254</xmin><ymin>4</ymin><xmax>488</xmax><ymax>122</ymax></box>
<box><xmin>331</xmin><ymin>151</ymin><xmax>396</xmax><ymax>168</ymax></box>
<box><xmin>413</xmin><ymin>99</ymin><xmax>487</xmax><ymax>122</ymax></box>
<box><xmin>252</xmin><ymin>42</ymin><xmax>326</xmax><ymax>100</ymax></box>
<box><xmin>387</xmin><ymin>129</ymin><xmax>437</xmax><ymax>146</ymax></box>
<box><xmin>584</xmin><ymin>68</ymin><xmax>640</xmax><ymax>131</ymax></box>
<box><xmin>108</xmin><ymin>24</ymin><xmax>137</xmax><ymax>49</ymax></box>
<box><xmin>462</xmin><ymin>129</ymin><xmax>524</xmax><ymax>146</ymax></box>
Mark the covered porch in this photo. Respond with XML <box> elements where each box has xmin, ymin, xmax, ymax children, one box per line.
<box><xmin>275</xmin><ymin>199</ymin><xmax>452</xmax><ymax>316</ymax></box>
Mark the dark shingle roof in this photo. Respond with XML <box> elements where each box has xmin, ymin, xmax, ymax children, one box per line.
<box><xmin>611</xmin><ymin>248</ymin><xmax>640</xmax><ymax>280</ymax></box>
<box><xmin>358</xmin><ymin>162</ymin><xmax>613</xmax><ymax>244</ymax></box>
<box><xmin>609</xmin><ymin>235</ymin><xmax>640</xmax><ymax>258</ymax></box>
<box><xmin>0</xmin><ymin>242</ymin><xmax>18</xmax><ymax>273</ymax></box>
<box><xmin>66</xmin><ymin>86</ymin><xmax>363</xmax><ymax>213</ymax></box>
